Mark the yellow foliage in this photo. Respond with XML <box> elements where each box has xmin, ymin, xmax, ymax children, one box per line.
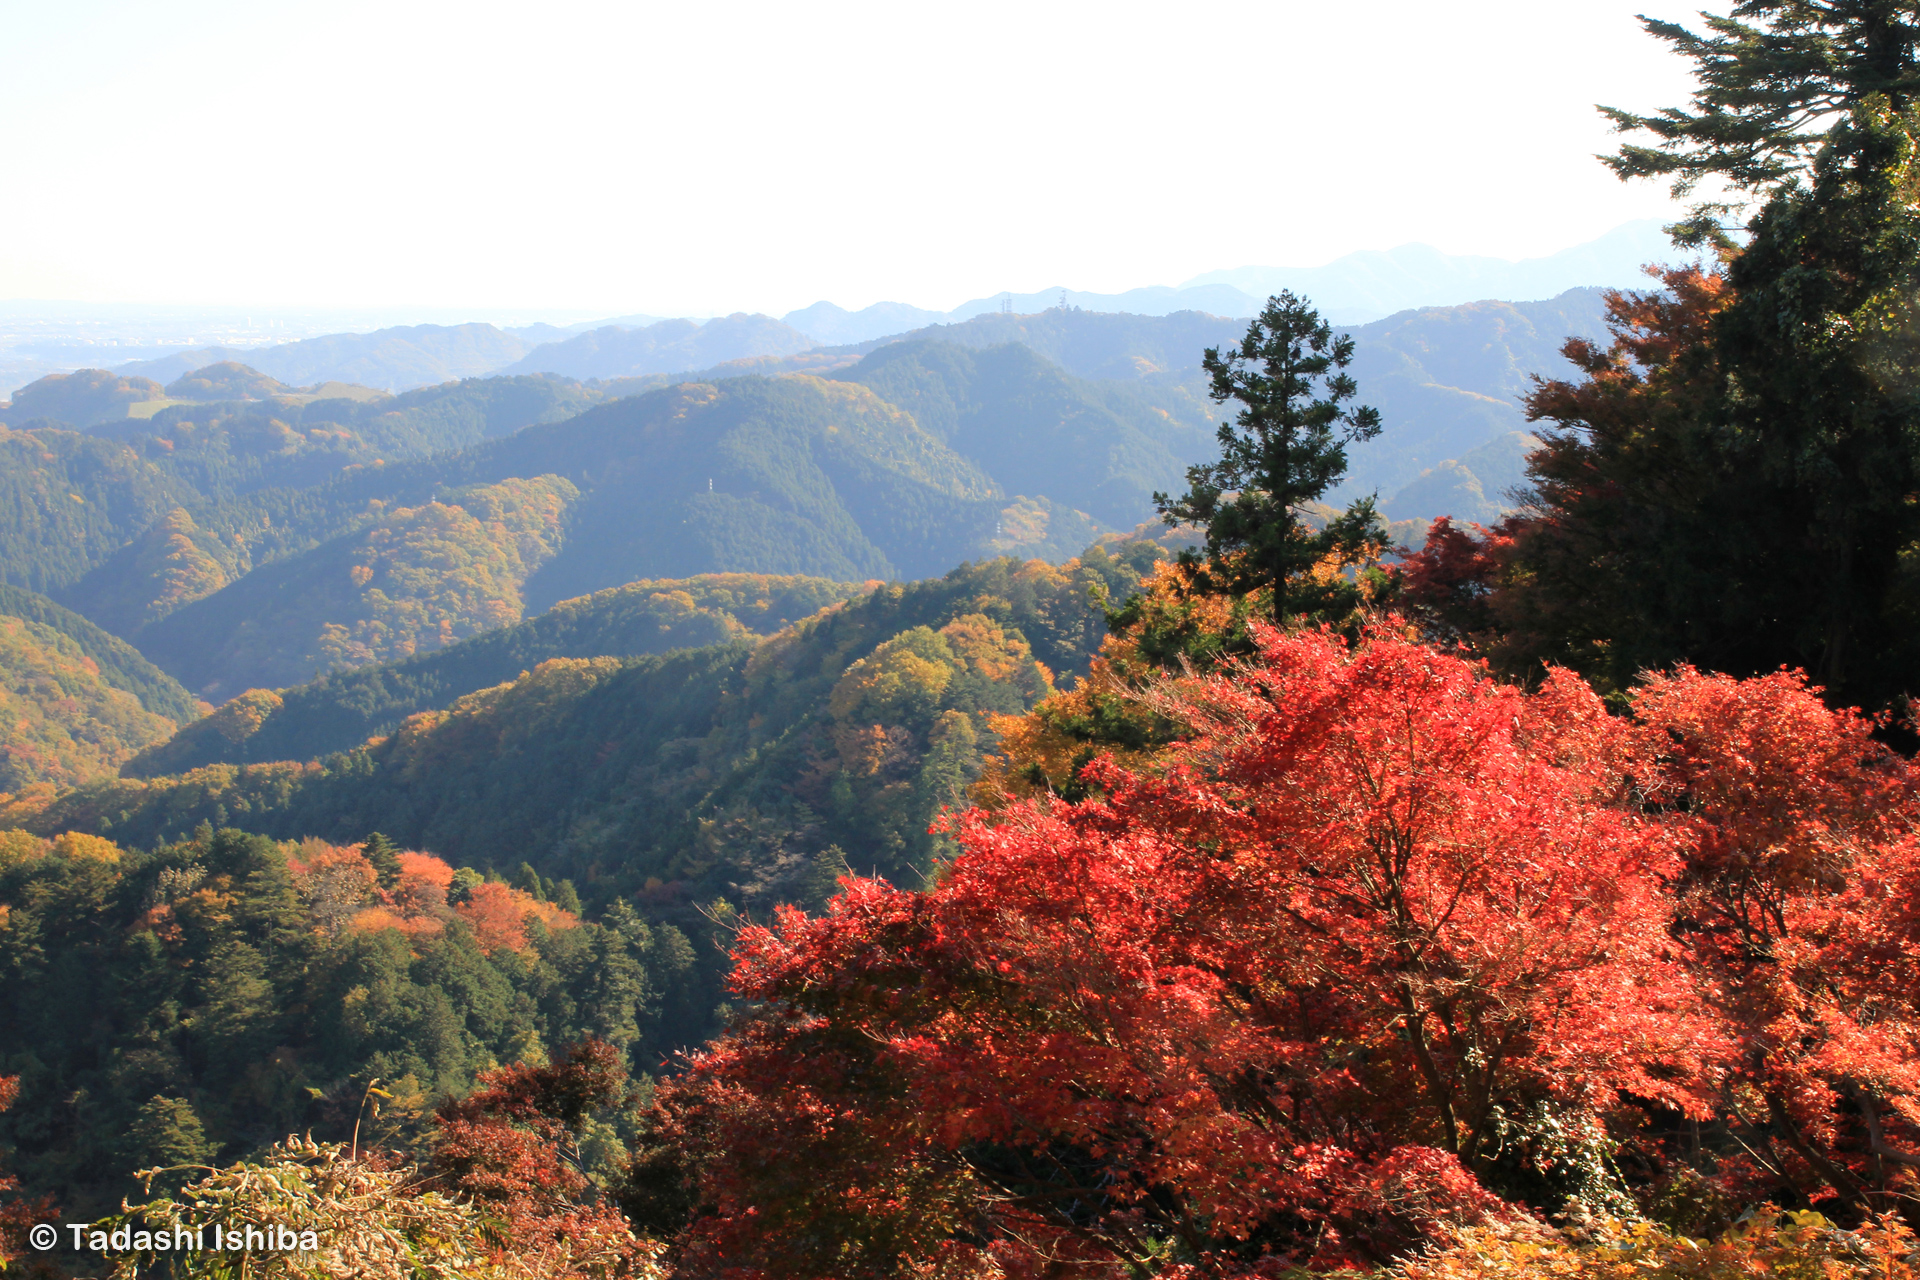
<box><xmin>313</xmin><ymin>474</ymin><xmax>577</xmax><ymax>675</ymax></box>
<box><xmin>828</xmin><ymin>631</ymin><xmax>954</xmax><ymax>726</ymax></box>
<box><xmin>0</xmin><ymin>827</ymin><xmax>50</xmax><ymax>870</ymax></box>
<box><xmin>1396</xmin><ymin>1214</ymin><xmax>1918</xmax><ymax>1280</ymax></box>
<box><xmin>121</xmin><ymin>687</ymin><xmax>283</xmax><ymax>778</ymax></box>
<box><xmin>939</xmin><ymin>612</ymin><xmax>1050</xmax><ymax>695</ymax></box>
<box><xmin>53</xmin><ymin>830</ymin><xmax>122</xmax><ymax>862</ymax></box>
<box><xmin>974</xmin><ymin>559</ymin><xmax>1205</xmax><ymax>806</ymax></box>
<box><xmin>0</xmin><ymin>613</ymin><xmax>180</xmax><ymax>789</ymax></box>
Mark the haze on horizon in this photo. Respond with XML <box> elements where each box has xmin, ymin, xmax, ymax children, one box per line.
<box><xmin>0</xmin><ymin>0</ymin><xmax>1719</xmax><ymax>317</ymax></box>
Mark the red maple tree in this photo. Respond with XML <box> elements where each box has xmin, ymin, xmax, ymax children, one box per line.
<box><xmin>432</xmin><ymin>1039</ymin><xmax>647</xmax><ymax>1276</ymax></box>
<box><xmin>1633</xmin><ymin>666</ymin><xmax>1920</xmax><ymax>1219</ymax></box>
<box><xmin>661</xmin><ymin>627</ymin><xmax>1728</xmax><ymax>1276</ymax></box>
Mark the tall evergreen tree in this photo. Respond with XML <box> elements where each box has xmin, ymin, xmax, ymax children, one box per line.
<box><xmin>1517</xmin><ymin>0</ymin><xmax>1920</xmax><ymax>706</ymax></box>
<box><xmin>361</xmin><ymin>832</ymin><xmax>402</xmax><ymax>891</ymax></box>
<box><xmin>1154</xmin><ymin>291</ymin><xmax>1385</xmax><ymax>623</ymax></box>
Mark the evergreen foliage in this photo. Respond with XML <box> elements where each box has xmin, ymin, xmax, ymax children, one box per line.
<box><xmin>1420</xmin><ymin>1</ymin><xmax>1920</xmax><ymax>710</ymax></box>
<box><xmin>0</xmin><ymin>826</ymin><xmax>704</xmax><ymax>1219</ymax></box>
<box><xmin>123</xmin><ymin>573</ymin><xmax>865</xmax><ymax>773</ymax></box>
<box><xmin>1156</xmin><ymin>292</ymin><xmax>1387</xmax><ymax>624</ymax></box>
<box><xmin>7</xmin><ymin>556</ymin><xmax>1116</xmax><ymax>902</ymax></box>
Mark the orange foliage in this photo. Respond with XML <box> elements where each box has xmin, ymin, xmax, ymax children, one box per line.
<box><xmin>455</xmin><ymin>881</ymin><xmax>576</xmax><ymax>953</ymax></box>
<box><xmin>392</xmin><ymin>850</ymin><xmax>453</xmax><ymax>915</ymax></box>
<box><xmin>1401</xmin><ymin>1215</ymin><xmax>1917</xmax><ymax>1279</ymax></box>
<box><xmin>348</xmin><ymin>905</ymin><xmax>444</xmax><ymax>941</ymax></box>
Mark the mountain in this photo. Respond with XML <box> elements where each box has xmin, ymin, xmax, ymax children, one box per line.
<box><xmin>782</xmin><ymin>301</ymin><xmax>948</xmax><ymax>345</ymax></box>
<box><xmin>117</xmin><ymin>323</ymin><xmax>534</xmax><ymax>392</ymax></box>
<box><xmin>0</xmin><ymin>584</ymin><xmax>197</xmax><ymax>724</ymax></box>
<box><xmin>1331</xmin><ymin>290</ymin><xmax>1614</xmax><ymax>502</ymax></box>
<box><xmin>943</xmin><ymin>283</ymin><xmax>1264</xmax><ymax>323</ymax></box>
<box><xmin>775</xmin><ymin>222</ymin><xmax>1679</xmax><ymax>329</ymax></box>
<box><xmin>811</xmin><ymin>294</ymin><xmax>1611</xmax><ymax>511</ymax></box>
<box><xmin>56</xmin><ymin>506</ymin><xmax>245</xmax><ymax>638</ymax></box>
<box><xmin>78</xmin><ymin>371</ymin><xmax>607</xmax><ymax>501</ymax></box>
<box><xmin>1382</xmin><ymin>432</ymin><xmax>1543</xmax><ymax>526</ymax></box>
<box><xmin>465</xmin><ymin>374</ymin><xmax>1006</xmax><ymax>604</ymax></box>
<box><xmin>0</xmin><ymin>292</ymin><xmax>1625</xmax><ymax>707</ymax></box>
<box><xmin>12</xmin><ymin>554</ymin><xmax>1134</xmax><ymax>897</ymax></box>
<box><xmin>0</xmin><ymin>424</ymin><xmax>208</xmax><ymax>597</ymax></box>
<box><xmin>507</xmin><ymin>313</ymin><xmax>672</xmax><ymax>344</ymax></box>
<box><xmin>0</xmin><ymin>583</ymin><xmax>196</xmax><ymax>789</ymax></box>
<box><xmin>134</xmin><ymin>475</ymin><xmax>579</xmax><ymax>700</ymax></box>
<box><xmin>124</xmin><ymin>572</ymin><xmax>868</xmax><ymax>774</ymax></box>
<box><xmin>834</xmin><ymin>339</ymin><xmax>1215</xmax><ymax>528</ymax></box>
<box><xmin>163</xmin><ymin>361</ymin><xmax>292</xmax><ymax>401</ymax></box>
<box><xmin>1181</xmin><ymin>220</ymin><xmax>1680</xmax><ymax>323</ymax></box>
<box><xmin>505</xmin><ymin>314</ymin><xmax>818</xmax><ymax>379</ymax></box>
<box><xmin>97</xmin><ymin>345</ymin><xmax>251</xmax><ymax>384</ymax></box>
<box><xmin>0</xmin><ymin>368</ymin><xmax>166</xmax><ymax>427</ymax></box>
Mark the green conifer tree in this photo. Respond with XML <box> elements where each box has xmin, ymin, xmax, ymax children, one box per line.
<box><xmin>513</xmin><ymin>861</ymin><xmax>548</xmax><ymax>902</ymax></box>
<box><xmin>1154</xmin><ymin>291</ymin><xmax>1386</xmax><ymax>624</ymax></box>
<box><xmin>361</xmin><ymin>832</ymin><xmax>402</xmax><ymax>891</ymax></box>
<box><xmin>122</xmin><ymin>1096</ymin><xmax>216</xmax><ymax>1187</ymax></box>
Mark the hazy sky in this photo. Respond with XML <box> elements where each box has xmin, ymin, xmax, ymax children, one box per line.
<box><xmin>0</xmin><ymin>0</ymin><xmax>1716</xmax><ymax>317</ymax></box>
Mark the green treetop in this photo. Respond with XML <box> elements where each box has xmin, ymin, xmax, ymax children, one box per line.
<box><xmin>1154</xmin><ymin>291</ymin><xmax>1385</xmax><ymax>624</ymax></box>
<box><xmin>1602</xmin><ymin>1</ymin><xmax>1920</xmax><ymax>240</ymax></box>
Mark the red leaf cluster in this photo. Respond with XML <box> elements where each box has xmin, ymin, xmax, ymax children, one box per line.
<box><xmin>654</xmin><ymin>627</ymin><xmax>1920</xmax><ymax>1277</ymax></box>
<box><xmin>0</xmin><ymin>1075</ymin><xmax>61</xmax><ymax>1276</ymax></box>
<box><xmin>432</xmin><ymin>1040</ymin><xmax>643</xmax><ymax>1275</ymax></box>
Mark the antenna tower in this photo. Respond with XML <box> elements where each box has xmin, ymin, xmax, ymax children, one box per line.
<box><xmin>1000</xmin><ymin>292</ymin><xmax>1012</xmax><ymax>316</ymax></box>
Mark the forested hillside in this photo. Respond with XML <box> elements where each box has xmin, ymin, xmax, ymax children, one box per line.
<box><xmin>835</xmin><ymin>339</ymin><xmax>1215</xmax><ymax>527</ymax></box>
<box><xmin>0</xmin><ymin>585</ymin><xmax>196</xmax><ymax>790</ymax></box>
<box><xmin>125</xmin><ymin>572</ymin><xmax>867</xmax><ymax>772</ymax></box>
<box><xmin>135</xmin><ymin>475</ymin><xmax>578</xmax><ymax>698</ymax></box>
<box><xmin>0</xmin><ymin>369</ymin><xmax>166</xmax><ymax>427</ymax></box>
<box><xmin>4</xmin><ymin>552</ymin><xmax>1154</xmax><ymax>899</ymax></box>
<box><xmin>0</xmin><ymin>826</ymin><xmax>710</xmax><ymax>1219</ymax></box>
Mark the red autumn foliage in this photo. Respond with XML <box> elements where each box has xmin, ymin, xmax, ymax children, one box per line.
<box><xmin>1634</xmin><ymin>667</ymin><xmax>1920</xmax><ymax>1218</ymax></box>
<box><xmin>645</xmin><ymin>624</ymin><xmax>1920</xmax><ymax>1275</ymax></box>
<box><xmin>1395</xmin><ymin>515</ymin><xmax>1521</xmax><ymax>649</ymax></box>
<box><xmin>0</xmin><ymin>1075</ymin><xmax>61</xmax><ymax>1276</ymax></box>
<box><xmin>433</xmin><ymin>1039</ymin><xmax>643</xmax><ymax>1274</ymax></box>
<box><xmin>660</xmin><ymin>627</ymin><xmax>1742</xmax><ymax>1276</ymax></box>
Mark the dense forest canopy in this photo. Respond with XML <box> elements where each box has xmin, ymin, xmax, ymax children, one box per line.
<box><xmin>8</xmin><ymin>7</ymin><xmax>1920</xmax><ymax>1276</ymax></box>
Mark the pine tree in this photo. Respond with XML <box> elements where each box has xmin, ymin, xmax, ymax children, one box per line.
<box><xmin>512</xmin><ymin>861</ymin><xmax>547</xmax><ymax>903</ymax></box>
<box><xmin>1601</xmin><ymin>1</ymin><xmax>1920</xmax><ymax>242</ymax></box>
<box><xmin>361</xmin><ymin>832</ymin><xmax>402</xmax><ymax>891</ymax></box>
<box><xmin>122</xmin><ymin>1096</ymin><xmax>216</xmax><ymax>1187</ymax></box>
<box><xmin>1154</xmin><ymin>291</ymin><xmax>1386</xmax><ymax>624</ymax></box>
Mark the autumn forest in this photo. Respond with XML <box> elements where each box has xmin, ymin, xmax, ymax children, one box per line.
<box><xmin>5</xmin><ymin>4</ymin><xmax>1920</xmax><ymax>1278</ymax></box>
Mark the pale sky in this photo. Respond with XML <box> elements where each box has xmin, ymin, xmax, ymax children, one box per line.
<box><xmin>0</xmin><ymin>0</ymin><xmax>1714</xmax><ymax>317</ymax></box>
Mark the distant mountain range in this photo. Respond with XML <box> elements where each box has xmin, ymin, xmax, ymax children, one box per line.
<box><xmin>0</xmin><ymin>219</ymin><xmax>1681</xmax><ymax>401</ymax></box>
<box><xmin>776</xmin><ymin>220</ymin><xmax>1682</xmax><ymax>342</ymax></box>
<box><xmin>108</xmin><ymin>322</ymin><xmax>535</xmax><ymax>391</ymax></box>
<box><xmin>0</xmin><ymin>286</ymin><xmax>1628</xmax><ymax>796</ymax></box>
<box><xmin>500</xmin><ymin>314</ymin><xmax>818</xmax><ymax>379</ymax></box>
